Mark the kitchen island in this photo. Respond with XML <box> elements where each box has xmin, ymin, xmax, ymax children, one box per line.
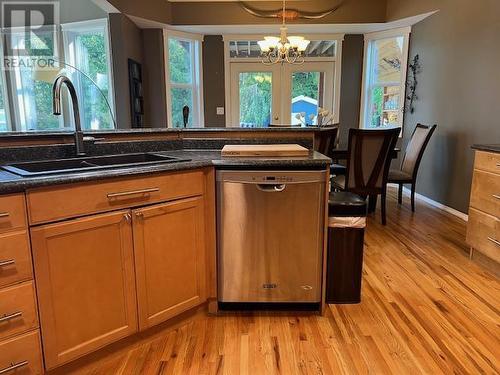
<box><xmin>0</xmin><ymin>138</ymin><xmax>330</xmax><ymax>372</ymax></box>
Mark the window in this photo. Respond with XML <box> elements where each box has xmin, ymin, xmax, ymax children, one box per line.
<box><xmin>62</xmin><ymin>19</ymin><xmax>114</xmax><ymax>130</ymax></box>
<box><xmin>360</xmin><ymin>28</ymin><xmax>410</xmax><ymax>130</ymax></box>
<box><xmin>0</xmin><ymin>19</ymin><xmax>114</xmax><ymax>132</ymax></box>
<box><xmin>5</xmin><ymin>28</ymin><xmax>61</xmax><ymax>131</ymax></box>
<box><xmin>165</xmin><ymin>31</ymin><xmax>203</xmax><ymax>128</ymax></box>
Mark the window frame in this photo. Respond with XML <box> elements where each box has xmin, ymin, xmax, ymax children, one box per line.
<box><xmin>164</xmin><ymin>29</ymin><xmax>204</xmax><ymax>128</ymax></box>
<box><xmin>359</xmin><ymin>27</ymin><xmax>410</xmax><ymax>132</ymax></box>
<box><xmin>61</xmin><ymin>18</ymin><xmax>115</xmax><ymax>130</ymax></box>
<box><xmin>223</xmin><ymin>33</ymin><xmax>344</xmax><ymax>127</ymax></box>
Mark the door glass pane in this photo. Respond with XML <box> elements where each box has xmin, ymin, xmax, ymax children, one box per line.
<box><xmin>369</xmin><ymin>86</ymin><xmax>400</xmax><ymax>128</ymax></box>
<box><xmin>169</xmin><ymin>39</ymin><xmax>192</xmax><ymax>84</ymax></box>
<box><xmin>239</xmin><ymin>72</ymin><xmax>271</xmax><ymax>128</ymax></box>
<box><xmin>291</xmin><ymin>72</ymin><xmax>323</xmax><ymax>126</ymax></box>
<box><xmin>171</xmin><ymin>87</ymin><xmax>193</xmax><ymax>128</ymax></box>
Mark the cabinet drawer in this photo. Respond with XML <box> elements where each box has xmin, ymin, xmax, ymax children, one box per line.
<box><xmin>27</xmin><ymin>170</ymin><xmax>204</xmax><ymax>224</ymax></box>
<box><xmin>470</xmin><ymin>170</ymin><xmax>500</xmax><ymax>217</ymax></box>
<box><xmin>467</xmin><ymin>208</ymin><xmax>500</xmax><ymax>263</ymax></box>
<box><xmin>0</xmin><ymin>194</ymin><xmax>27</xmax><ymax>233</ymax></box>
<box><xmin>0</xmin><ymin>330</ymin><xmax>43</xmax><ymax>375</ymax></box>
<box><xmin>474</xmin><ymin>151</ymin><xmax>500</xmax><ymax>174</ymax></box>
<box><xmin>0</xmin><ymin>231</ymin><xmax>33</xmax><ymax>288</ymax></box>
<box><xmin>0</xmin><ymin>281</ymin><xmax>38</xmax><ymax>340</ymax></box>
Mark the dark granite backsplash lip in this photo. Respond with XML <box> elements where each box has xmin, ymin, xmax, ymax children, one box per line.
<box><xmin>471</xmin><ymin>144</ymin><xmax>500</xmax><ymax>153</ymax></box>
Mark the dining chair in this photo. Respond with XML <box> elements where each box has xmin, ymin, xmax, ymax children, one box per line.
<box><xmin>332</xmin><ymin>127</ymin><xmax>401</xmax><ymax>225</ymax></box>
<box><xmin>316</xmin><ymin>127</ymin><xmax>339</xmax><ymax>158</ymax></box>
<box><xmin>388</xmin><ymin>123</ymin><xmax>437</xmax><ymax>212</ymax></box>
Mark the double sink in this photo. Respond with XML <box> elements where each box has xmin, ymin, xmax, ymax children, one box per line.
<box><xmin>2</xmin><ymin>153</ymin><xmax>191</xmax><ymax>177</ymax></box>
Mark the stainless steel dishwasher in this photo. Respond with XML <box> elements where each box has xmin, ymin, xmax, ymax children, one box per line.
<box><xmin>217</xmin><ymin>170</ymin><xmax>326</xmax><ymax>303</ymax></box>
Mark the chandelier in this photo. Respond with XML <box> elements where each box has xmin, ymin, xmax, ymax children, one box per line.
<box><xmin>257</xmin><ymin>0</ymin><xmax>310</xmax><ymax>65</ymax></box>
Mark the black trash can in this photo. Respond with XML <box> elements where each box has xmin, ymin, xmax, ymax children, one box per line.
<box><xmin>326</xmin><ymin>192</ymin><xmax>367</xmax><ymax>304</ymax></box>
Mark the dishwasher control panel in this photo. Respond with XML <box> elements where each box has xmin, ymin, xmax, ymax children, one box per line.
<box><xmin>257</xmin><ymin>175</ymin><xmax>294</xmax><ymax>183</ymax></box>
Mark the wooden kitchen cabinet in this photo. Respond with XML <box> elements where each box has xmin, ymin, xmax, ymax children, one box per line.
<box><xmin>30</xmin><ymin>210</ymin><xmax>138</xmax><ymax>369</ymax></box>
<box><xmin>133</xmin><ymin>196</ymin><xmax>207</xmax><ymax>330</ymax></box>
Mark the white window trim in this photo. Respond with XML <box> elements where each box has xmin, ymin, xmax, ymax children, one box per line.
<box><xmin>359</xmin><ymin>27</ymin><xmax>410</xmax><ymax>132</ymax></box>
<box><xmin>61</xmin><ymin>18</ymin><xmax>116</xmax><ymax>130</ymax></box>
<box><xmin>222</xmin><ymin>33</ymin><xmax>344</xmax><ymax>127</ymax></box>
<box><xmin>164</xmin><ymin>29</ymin><xmax>205</xmax><ymax>128</ymax></box>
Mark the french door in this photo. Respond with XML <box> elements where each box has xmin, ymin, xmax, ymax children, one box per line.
<box><xmin>230</xmin><ymin>61</ymin><xmax>335</xmax><ymax>127</ymax></box>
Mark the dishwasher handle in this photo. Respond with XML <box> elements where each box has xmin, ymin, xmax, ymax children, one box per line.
<box><xmin>256</xmin><ymin>184</ymin><xmax>286</xmax><ymax>193</ymax></box>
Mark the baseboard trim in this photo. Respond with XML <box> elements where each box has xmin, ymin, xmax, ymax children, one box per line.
<box><xmin>388</xmin><ymin>184</ymin><xmax>468</xmax><ymax>222</ymax></box>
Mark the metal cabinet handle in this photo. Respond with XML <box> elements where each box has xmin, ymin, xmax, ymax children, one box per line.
<box><xmin>0</xmin><ymin>311</ymin><xmax>22</xmax><ymax>323</ymax></box>
<box><xmin>0</xmin><ymin>361</ymin><xmax>29</xmax><ymax>374</ymax></box>
<box><xmin>493</xmin><ymin>194</ymin><xmax>500</xmax><ymax>200</ymax></box>
<box><xmin>0</xmin><ymin>212</ymin><xmax>9</xmax><ymax>218</ymax></box>
<box><xmin>135</xmin><ymin>211</ymin><xmax>144</xmax><ymax>218</ymax></box>
<box><xmin>0</xmin><ymin>259</ymin><xmax>14</xmax><ymax>267</ymax></box>
<box><xmin>256</xmin><ymin>184</ymin><xmax>286</xmax><ymax>193</ymax></box>
<box><xmin>107</xmin><ymin>188</ymin><xmax>159</xmax><ymax>199</ymax></box>
<box><xmin>487</xmin><ymin>237</ymin><xmax>500</xmax><ymax>247</ymax></box>
<box><xmin>123</xmin><ymin>213</ymin><xmax>131</xmax><ymax>222</ymax></box>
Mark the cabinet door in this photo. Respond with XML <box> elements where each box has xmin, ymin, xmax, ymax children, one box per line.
<box><xmin>133</xmin><ymin>197</ymin><xmax>206</xmax><ymax>330</ymax></box>
<box><xmin>31</xmin><ymin>210</ymin><xmax>137</xmax><ymax>369</ymax></box>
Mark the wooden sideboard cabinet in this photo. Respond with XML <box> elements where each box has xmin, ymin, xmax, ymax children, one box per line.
<box><xmin>466</xmin><ymin>150</ymin><xmax>500</xmax><ymax>263</ymax></box>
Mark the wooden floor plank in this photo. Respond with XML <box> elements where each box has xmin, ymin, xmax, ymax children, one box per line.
<box><xmin>50</xmin><ymin>187</ymin><xmax>500</xmax><ymax>375</ymax></box>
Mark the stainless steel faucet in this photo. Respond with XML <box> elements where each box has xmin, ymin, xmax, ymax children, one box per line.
<box><xmin>52</xmin><ymin>75</ymin><xmax>85</xmax><ymax>156</ymax></box>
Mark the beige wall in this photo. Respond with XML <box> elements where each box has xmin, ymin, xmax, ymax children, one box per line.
<box><xmin>108</xmin><ymin>0</ymin><xmax>387</xmax><ymax>25</ymax></box>
<box><xmin>387</xmin><ymin>0</ymin><xmax>500</xmax><ymax>213</ymax></box>
<box><xmin>171</xmin><ymin>0</ymin><xmax>386</xmax><ymax>25</ymax></box>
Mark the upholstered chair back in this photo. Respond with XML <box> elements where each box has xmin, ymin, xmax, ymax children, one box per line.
<box><xmin>345</xmin><ymin>128</ymin><xmax>400</xmax><ymax>195</ymax></box>
<box><xmin>401</xmin><ymin>124</ymin><xmax>437</xmax><ymax>177</ymax></box>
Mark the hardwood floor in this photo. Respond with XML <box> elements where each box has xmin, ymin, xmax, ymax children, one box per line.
<box><xmin>51</xmin><ymin>188</ymin><xmax>500</xmax><ymax>375</ymax></box>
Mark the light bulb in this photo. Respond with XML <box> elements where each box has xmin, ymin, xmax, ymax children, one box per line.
<box><xmin>297</xmin><ymin>39</ymin><xmax>310</xmax><ymax>52</ymax></box>
<box><xmin>287</xmin><ymin>36</ymin><xmax>304</xmax><ymax>48</ymax></box>
<box><xmin>258</xmin><ymin>40</ymin><xmax>270</xmax><ymax>52</ymax></box>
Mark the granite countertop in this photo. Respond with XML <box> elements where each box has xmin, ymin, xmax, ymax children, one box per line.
<box><xmin>0</xmin><ymin>150</ymin><xmax>331</xmax><ymax>194</ymax></box>
<box><xmin>471</xmin><ymin>144</ymin><xmax>500</xmax><ymax>153</ymax></box>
